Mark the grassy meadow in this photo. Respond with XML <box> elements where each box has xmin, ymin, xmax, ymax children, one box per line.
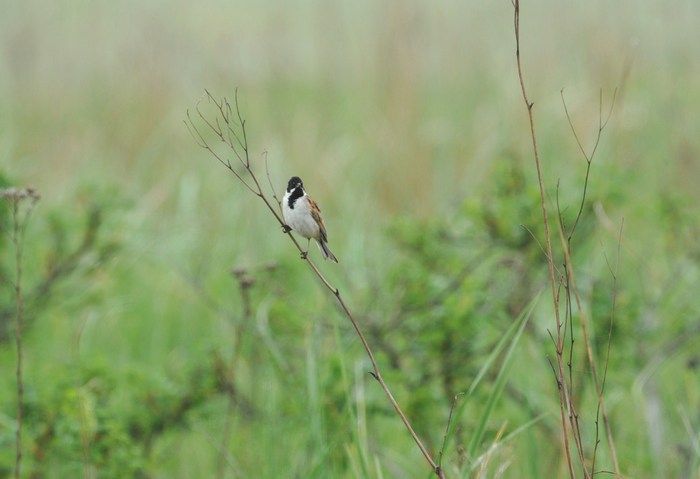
<box><xmin>1</xmin><ymin>1</ymin><xmax>700</xmax><ymax>478</ymax></box>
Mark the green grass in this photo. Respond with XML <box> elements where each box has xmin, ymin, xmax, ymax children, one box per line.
<box><xmin>1</xmin><ymin>1</ymin><xmax>700</xmax><ymax>478</ymax></box>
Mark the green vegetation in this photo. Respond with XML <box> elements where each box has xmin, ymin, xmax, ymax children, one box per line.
<box><xmin>1</xmin><ymin>1</ymin><xmax>699</xmax><ymax>478</ymax></box>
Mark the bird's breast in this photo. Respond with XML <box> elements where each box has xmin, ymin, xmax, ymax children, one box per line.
<box><xmin>283</xmin><ymin>196</ymin><xmax>320</xmax><ymax>240</ymax></box>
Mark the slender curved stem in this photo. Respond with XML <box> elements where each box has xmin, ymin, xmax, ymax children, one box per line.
<box><xmin>512</xmin><ymin>2</ymin><xmax>577</xmax><ymax>477</ymax></box>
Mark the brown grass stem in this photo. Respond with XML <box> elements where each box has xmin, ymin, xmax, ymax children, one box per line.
<box><xmin>513</xmin><ymin>2</ymin><xmax>621</xmax><ymax>477</ymax></box>
<box><xmin>559</xmin><ymin>92</ymin><xmax>622</xmax><ymax>478</ymax></box>
<box><xmin>597</xmin><ymin>221</ymin><xmax>623</xmax><ymax>476</ymax></box>
<box><xmin>511</xmin><ymin>3</ymin><xmax>578</xmax><ymax>477</ymax></box>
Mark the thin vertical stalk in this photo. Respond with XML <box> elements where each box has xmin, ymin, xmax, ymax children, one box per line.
<box><xmin>2</xmin><ymin>188</ymin><xmax>39</xmax><ymax>479</ymax></box>
<box><xmin>512</xmin><ymin>2</ymin><xmax>578</xmax><ymax>477</ymax></box>
<box><xmin>12</xmin><ymin>198</ymin><xmax>24</xmax><ymax>479</ymax></box>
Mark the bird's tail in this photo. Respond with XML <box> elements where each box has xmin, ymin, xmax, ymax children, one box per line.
<box><xmin>316</xmin><ymin>240</ymin><xmax>338</xmax><ymax>263</ymax></box>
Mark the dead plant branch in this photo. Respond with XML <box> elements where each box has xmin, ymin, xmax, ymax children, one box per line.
<box><xmin>512</xmin><ymin>2</ymin><xmax>578</xmax><ymax>477</ymax></box>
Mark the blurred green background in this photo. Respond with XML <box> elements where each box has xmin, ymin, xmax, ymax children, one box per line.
<box><xmin>1</xmin><ymin>1</ymin><xmax>699</xmax><ymax>478</ymax></box>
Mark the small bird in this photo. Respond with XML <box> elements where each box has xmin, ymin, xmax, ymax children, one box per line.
<box><xmin>282</xmin><ymin>176</ymin><xmax>338</xmax><ymax>262</ymax></box>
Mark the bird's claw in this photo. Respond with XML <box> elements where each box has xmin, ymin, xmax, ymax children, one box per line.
<box><xmin>281</xmin><ymin>224</ymin><xmax>292</xmax><ymax>233</ymax></box>
<box><xmin>300</xmin><ymin>251</ymin><xmax>308</xmax><ymax>260</ymax></box>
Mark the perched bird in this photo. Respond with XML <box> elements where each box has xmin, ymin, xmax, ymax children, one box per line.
<box><xmin>282</xmin><ymin>176</ymin><xmax>338</xmax><ymax>262</ymax></box>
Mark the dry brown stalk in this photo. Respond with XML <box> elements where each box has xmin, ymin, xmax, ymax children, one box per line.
<box><xmin>512</xmin><ymin>2</ymin><xmax>621</xmax><ymax>478</ymax></box>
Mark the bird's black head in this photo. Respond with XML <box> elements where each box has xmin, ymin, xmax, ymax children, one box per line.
<box><xmin>287</xmin><ymin>176</ymin><xmax>303</xmax><ymax>193</ymax></box>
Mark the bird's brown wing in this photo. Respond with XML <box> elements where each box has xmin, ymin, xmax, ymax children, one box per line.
<box><xmin>308</xmin><ymin>196</ymin><xmax>328</xmax><ymax>242</ymax></box>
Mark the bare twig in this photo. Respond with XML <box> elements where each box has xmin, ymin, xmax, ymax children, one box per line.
<box><xmin>188</xmin><ymin>91</ymin><xmax>446</xmax><ymax>478</ymax></box>
<box><xmin>591</xmin><ymin>221</ymin><xmax>624</xmax><ymax>477</ymax></box>
<box><xmin>1</xmin><ymin>187</ymin><xmax>40</xmax><ymax>479</ymax></box>
<box><xmin>511</xmin><ymin>3</ymin><xmax>577</xmax><ymax>477</ymax></box>
<box><xmin>561</xmin><ymin>89</ymin><xmax>617</xmax><ymax>166</ymax></box>
<box><xmin>561</xmin><ymin>88</ymin><xmax>617</xmax><ymax>241</ymax></box>
<box><xmin>513</xmin><ymin>3</ymin><xmax>624</xmax><ymax>478</ymax></box>
<box><xmin>263</xmin><ymin>151</ymin><xmax>284</xmax><ymax>216</ymax></box>
<box><xmin>559</xmin><ymin>88</ymin><xmax>621</xmax><ymax>478</ymax></box>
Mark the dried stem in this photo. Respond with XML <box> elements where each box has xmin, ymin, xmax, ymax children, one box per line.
<box><xmin>187</xmin><ymin>91</ymin><xmax>445</xmax><ymax>478</ymax></box>
<box><xmin>593</xmin><ymin>220</ymin><xmax>623</xmax><ymax>476</ymax></box>
<box><xmin>511</xmin><ymin>2</ymin><xmax>577</xmax><ymax>477</ymax></box>
<box><xmin>513</xmin><ymin>2</ymin><xmax>621</xmax><ymax>477</ymax></box>
<box><xmin>2</xmin><ymin>187</ymin><xmax>40</xmax><ymax>479</ymax></box>
<box><xmin>560</xmin><ymin>90</ymin><xmax>621</xmax><ymax>478</ymax></box>
<box><xmin>561</xmin><ymin>88</ymin><xmax>617</xmax><ymax>242</ymax></box>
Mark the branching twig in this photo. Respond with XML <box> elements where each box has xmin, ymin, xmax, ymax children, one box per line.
<box><xmin>514</xmin><ymin>3</ymin><xmax>621</xmax><ymax>477</ymax></box>
<box><xmin>559</xmin><ymin>88</ymin><xmax>621</xmax><ymax>478</ymax></box>
<box><xmin>561</xmin><ymin>89</ymin><xmax>617</xmax><ymax>166</ymax></box>
<box><xmin>511</xmin><ymin>3</ymin><xmax>577</xmax><ymax>477</ymax></box>
<box><xmin>263</xmin><ymin>151</ymin><xmax>284</xmax><ymax>216</ymax></box>
<box><xmin>1</xmin><ymin>187</ymin><xmax>40</xmax><ymax>479</ymax></box>
<box><xmin>591</xmin><ymin>220</ymin><xmax>623</xmax><ymax>476</ymax></box>
<box><xmin>561</xmin><ymin>88</ymin><xmax>617</xmax><ymax>241</ymax></box>
<box><xmin>187</xmin><ymin>91</ymin><xmax>446</xmax><ymax>478</ymax></box>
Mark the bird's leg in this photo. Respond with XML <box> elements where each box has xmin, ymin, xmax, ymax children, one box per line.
<box><xmin>300</xmin><ymin>239</ymin><xmax>310</xmax><ymax>259</ymax></box>
<box><xmin>281</xmin><ymin>224</ymin><xmax>292</xmax><ymax>233</ymax></box>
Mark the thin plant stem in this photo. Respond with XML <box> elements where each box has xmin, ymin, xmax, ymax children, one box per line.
<box><xmin>2</xmin><ymin>188</ymin><xmax>39</xmax><ymax>479</ymax></box>
<box><xmin>511</xmin><ymin>3</ymin><xmax>577</xmax><ymax>477</ymax></box>
<box><xmin>559</xmin><ymin>90</ymin><xmax>621</xmax><ymax>478</ymax></box>
<box><xmin>12</xmin><ymin>199</ymin><xmax>23</xmax><ymax>479</ymax></box>
<box><xmin>514</xmin><ymin>3</ymin><xmax>621</xmax><ymax>477</ymax></box>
